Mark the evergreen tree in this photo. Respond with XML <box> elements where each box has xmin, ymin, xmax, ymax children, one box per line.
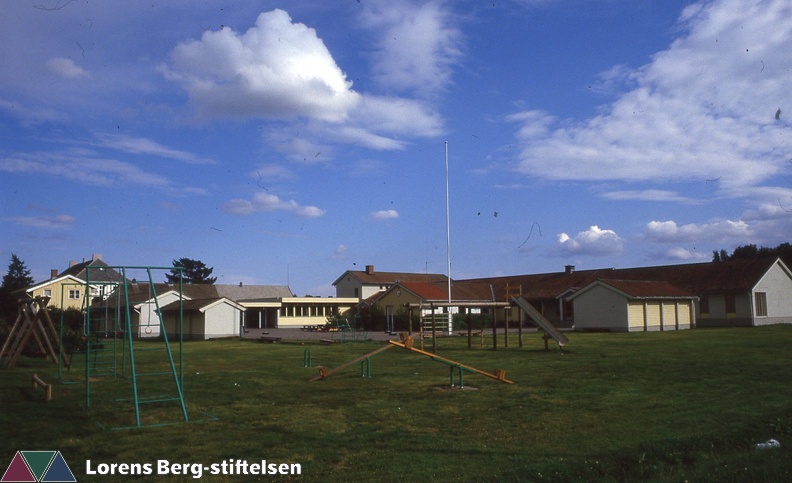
<box><xmin>0</xmin><ymin>254</ymin><xmax>36</xmax><ymax>325</ymax></box>
<box><xmin>165</xmin><ymin>258</ymin><xmax>217</xmax><ymax>284</ymax></box>
<box><xmin>1</xmin><ymin>254</ymin><xmax>35</xmax><ymax>291</ymax></box>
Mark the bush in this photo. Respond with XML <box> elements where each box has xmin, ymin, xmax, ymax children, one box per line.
<box><xmin>453</xmin><ymin>312</ymin><xmax>492</xmax><ymax>330</ymax></box>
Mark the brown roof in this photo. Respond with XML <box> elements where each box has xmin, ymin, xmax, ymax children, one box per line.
<box><xmin>96</xmin><ymin>283</ymin><xmax>292</xmax><ymax>308</ymax></box>
<box><xmin>588</xmin><ymin>279</ymin><xmax>695</xmax><ymax>299</ymax></box>
<box><xmin>159</xmin><ymin>297</ymin><xmax>238</xmax><ymax>312</ymax></box>
<box><xmin>333</xmin><ymin>269</ymin><xmax>448</xmax><ymax>286</ymax></box>
<box><xmin>59</xmin><ymin>258</ymin><xmax>126</xmax><ymax>284</ymax></box>
<box><xmin>398</xmin><ymin>281</ymin><xmax>495</xmax><ymax>303</ymax></box>
<box><xmin>458</xmin><ymin>258</ymin><xmax>783</xmax><ymax>300</ymax></box>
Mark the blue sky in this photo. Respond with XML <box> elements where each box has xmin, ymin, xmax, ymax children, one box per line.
<box><xmin>1</xmin><ymin>0</ymin><xmax>791</xmax><ymax>296</ymax></box>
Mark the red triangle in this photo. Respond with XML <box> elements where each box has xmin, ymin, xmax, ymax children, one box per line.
<box><xmin>1</xmin><ymin>452</ymin><xmax>36</xmax><ymax>482</ymax></box>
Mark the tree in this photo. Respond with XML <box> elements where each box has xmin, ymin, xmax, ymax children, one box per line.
<box><xmin>0</xmin><ymin>254</ymin><xmax>36</xmax><ymax>326</ymax></box>
<box><xmin>712</xmin><ymin>243</ymin><xmax>792</xmax><ymax>268</ymax></box>
<box><xmin>1</xmin><ymin>254</ymin><xmax>35</xmax><ymax>291</ymax></box>
<box><xmin>165</xmin><ymin>258</ymin><xmax>217</xmax><ymax>284</ymax></box>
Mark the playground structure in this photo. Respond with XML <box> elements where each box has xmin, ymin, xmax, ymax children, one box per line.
<box><xmin>0</xmin><ymin>297</ymin><xmax>68</xmax><ymax>370</ymax></box>
<box><xmin>510</xmin><ymin>296</ymin><xmax>569</xmax><ymax>350</ymax></box>
<box><xmin>309</xmin><ymin>333</ymin><xmax>514</xmax><ymax>386</ymax></box>
<box><xmin>71</xmin><ymin>265</ymin><xmax>190</xmax><ymax>428</ymax></box>
<box><xmin>2</xmin><ymin>266</ymin><xmax>192</xmax><ymax>427</ymax></box>
<box><xmin>400</xmin><ymin>283</ymin><xmax>569</xmax><ymax>353</ymax></box>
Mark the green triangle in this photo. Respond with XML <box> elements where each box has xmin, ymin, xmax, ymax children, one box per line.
<box><xmin>20</xmin><ymin>452</ymin><xmax>55</xmax><ymax>481</ymax></box>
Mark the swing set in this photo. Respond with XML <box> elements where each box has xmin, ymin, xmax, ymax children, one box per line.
<box><xmin>74</xmin><ymin>265</ymin><xmax>189</xmax><ymax>428</ymax></box>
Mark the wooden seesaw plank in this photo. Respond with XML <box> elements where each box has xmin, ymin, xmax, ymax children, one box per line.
<box><xmin>388</xmin><ymin>338</ymin><xmax>515</xmax><ymax>384</ymax></box>
<box><xmin>309</xmin><ymin>344</ymin><xmax>395</xmax><ymax>382</ymax></box>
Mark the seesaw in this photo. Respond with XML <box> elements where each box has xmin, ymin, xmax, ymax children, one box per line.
<box><xmin>309</xmin><ymin>333</ymin><xmax>514</xmax><ymax>386</ymax></box>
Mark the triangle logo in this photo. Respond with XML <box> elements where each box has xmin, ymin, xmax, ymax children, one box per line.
<box><xmin>40</xmin><ymin>453</ymin><xmax>75</xmax><ymax>483</ymax></box>
<box><xmin>1</xmin><ymin>452</ymin><xmax>36</xmax><ymax>482</ymax></box>
<box><xmin>18</xmin><ymin>453</ymin><xmax>55</xmax><ymax>482</ymax></box>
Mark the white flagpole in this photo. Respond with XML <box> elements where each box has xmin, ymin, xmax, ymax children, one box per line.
<box><xmin>445</xmin><ymin>141</ymin><xmax>451</xmax><ymax>305</ymax></box>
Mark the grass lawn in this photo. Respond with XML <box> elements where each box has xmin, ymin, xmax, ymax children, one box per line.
<box><xmin>2</xmin><ymin>326</ymin><xmax>792</xmax><ymax>482</ymax></box>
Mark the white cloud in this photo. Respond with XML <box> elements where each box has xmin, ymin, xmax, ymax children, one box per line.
<box><xmin>46</xmin><ymin>57</ymin><xmax>91</xmax><ymax>79</ymax></box>
<box><xmin>663</xmin><ymin>247</ymin><xmax>710</xmax><ymax>262</ymax></box>
<box><xmin>644</xmin><ymin>219</ymin><xmax>752</xmax><ymax>243</ymax></box>
<box><xmin>163</xmin><ymin>8</ymin><xmax>445</xmax><ymax>157</ymax></box>
<box><xmin>0</xmin><ymin>149</ymin><xmax>205</xmax><ymax>196</ymax></box>
<box><xmin>164</xmin><ymin>9</ymin><xmax>359</xmax><ymax>123</ymax></box>
<box><xmin>332</xmin><ymin>245</ymin><xmax>349</xmax><ymax>260</ymax></box>
<box><xmin>556</xmin><ymin>225</ymin><xmax>623</xmax><ymax>256</ymax></box>
<box><xmin>360</xmin><ymin>0</ymin><xmax>462</xmax><ymax>96</ymax></box>
<box><xmin>353</xmin><ymin>95</ymin><xmax>444</xmax><ymax>138</ymax></box>
<box><xmin>252</xmin><ymin>164</ymin><xmax>295</xmax><ymax>182</ymax></box>
<box><xmin>512</xmin><ymin>0</ymin><xmax>792</xmax><ymax>198</ymax></box>
<box><xmin>0</xmin><ymin>151</ymin><xmax>169</xmax><ymax>188</ymax></box>
<box><xmin>370</xmin><ymin>209</ymin><xmax>399</xmax><ymax>221</ymax></box>
<box><xmin>0</xmin><ymin>98</ymin><xmax>68</xmax><ymax>125</ymax></box>
<box><xmin>95</xmin><ymin>133</ymin><xmax>212</xmax><ymax>164</ymax></box>
<box><xmin>223</xmin><ymin>192</ymin><xmax>325</xmax><ymax>218</ymax></box>
<box><xmin>600</xmin><ymin>189</ymin><xmax>699</xmax><ymax>204</ymax></box>
<box><xmin>8</xmin><ymin>214</ymin><xmax>75</xmax><ymax>229</ymax></box>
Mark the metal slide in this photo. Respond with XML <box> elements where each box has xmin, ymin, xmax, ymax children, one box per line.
<box><xmin>511</xmin><ymin>297</ymin><xmax>569</xmax><ymax>348</ymax></box>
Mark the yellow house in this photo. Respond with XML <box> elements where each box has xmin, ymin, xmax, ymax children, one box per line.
<box><xmin>21</xmin><ymin>254</ymin><xmax>126</xmax><ymax>311</ymax></box>
<box><xmin>240</xmin><ymin>297</ymin><xmax>359</xmax><ymax>329</ymax></box>
<box><xmin>22</xmin><ymin>275</ymin><xmax>99</xmax><ymax>311</ymax></box>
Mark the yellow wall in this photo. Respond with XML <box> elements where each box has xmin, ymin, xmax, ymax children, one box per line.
<box><xmin>662</xmin><ymin>303</ymin><xmax>677</xmax><ymax>330</ymax></box>
<box><xmin>628</xmin><ymin>302</ymin><xmax>645</xmax><ymax>330</ymax></box>
<box><xmin>28</xmin><ymin>278</ymin><xmax>88</xmax><ymax>311</ymax></box>
<box><xmin>645</xmin><ymin>302</ymin><xmax>661</xmax><ymax>330</ymax></box>
<box><xmin>678</xmin><ymin>302</ymin><xmax>692</xmax><ymax>329</ymax></box>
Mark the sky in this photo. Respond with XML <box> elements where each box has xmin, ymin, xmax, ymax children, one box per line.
<box><xmin>1</xmin><ymin>0</ymin><xmax>791</xmax><ymax>296</ymax></box>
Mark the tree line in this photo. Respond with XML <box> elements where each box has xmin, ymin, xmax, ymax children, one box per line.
<box><xmin>712</xmin><ymin>242</ymin><xmax>792</xmax><ymax>267</ymax></box>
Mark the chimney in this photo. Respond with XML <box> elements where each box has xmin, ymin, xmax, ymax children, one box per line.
<box><xmin>50</xmin><ymin>269</ymin><xmax>58</xmax><ymax>279</ymax></box>
<box><xmin>69</xmin><ymin>260</ymin><xmax>78</xmax><ymax>267</ymax></box>
<box><xmin>565</xmin><ymin>265</ymin><xmax>575</xmax><ymax>274</ymax></box>
<box><xmin>365</xmin><ymin>265</ymin><xmax>374</xmax><ymax>275</ymax></box>
<box><xmin>92</xmin><ymin>253</ymin><xmax>103</xmax><ymax>261</ymax></box>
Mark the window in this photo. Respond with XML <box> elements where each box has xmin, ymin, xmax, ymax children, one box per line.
<box><xmin>699</xmin><ymin>296</ymin><xmax>709</xmax><ymax>315</ymax></box>
<box><xmin>725</xmin><ymin>294</ymin><xmax>736</xmax><ymax>314</ymax></box>
<box><xmin>755</xmin><ymin>292</ymin><xmax>768</xmax><ymax>317</ymax></box>
<box><xmin>43</xmin><ymin>289</ymin><xmax>52</xmax><ymax>297</ymax></box>
<box><xmin>562</xmin><ymin>299</ymin><xmax>574</xmax><ymax>321</ymax></box>
<box><xmin>68</xmin><ymin>289</ymin><xmax>80</xmax><ymax>300</ymax></box>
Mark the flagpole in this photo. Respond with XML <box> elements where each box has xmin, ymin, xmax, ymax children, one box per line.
<box><xmin>445</xmin><ymin>141</ymin><xmax>451</xmax><ymax>305</ymax></box>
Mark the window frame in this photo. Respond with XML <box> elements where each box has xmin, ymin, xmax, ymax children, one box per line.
<box><xmin>754</xmin><ymin>292</ymin><xmax>768</xmax><ymax>317</ymax></box>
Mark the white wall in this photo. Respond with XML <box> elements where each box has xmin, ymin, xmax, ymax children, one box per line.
<box><xmin>753</xmin><ymin>261</ymin><xmax>792</xmax><ymax>326</ymax></box>
<box><xmin>204</xmin><ymin>302</ymin><xmax>241</xmax><ymax>339</ymax></box>
<box><xmin>573</xmin><ymin>285</ymin><xmax>628</xmax><ymax>331</ymax></box>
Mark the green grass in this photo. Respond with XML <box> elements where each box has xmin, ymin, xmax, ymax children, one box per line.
<box><xmin>2</xmin><ymin>327</ymin><xmax>792</xmax><ymax>481</ymax></box>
